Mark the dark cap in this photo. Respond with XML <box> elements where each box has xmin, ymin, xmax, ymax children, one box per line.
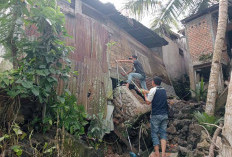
<box><xmin>131</xmin><ymin>55</ymin><xmax>137</xmax><ymax>59</ymax></box>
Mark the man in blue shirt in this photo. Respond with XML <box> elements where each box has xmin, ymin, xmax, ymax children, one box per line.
<box><xmin>142</xmin><ymin>77</ymin><xmax>168</xmax><ymax>157</ymax></box>
<box><xmin>116</xmin><ymin>55</ymin><xmax>147</xmax><ymax>90</ymax></box>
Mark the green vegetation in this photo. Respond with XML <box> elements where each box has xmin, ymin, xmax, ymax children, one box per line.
<box><xmin>0</xmin><ymin>0</ymin><xmax>90</xmax><ymax>155</ymax></box>
<box><xmin>0</xmin><ymin>0</ymin><xmax>74</xmax><ymax>125</ymax></box>
<box><xmin>191</xmin><ymin>78</ymin><xmax>207</xmax><ymax>102</ymax></box>
<box><xmin>199</xmin><ymin>53</ymin><xmax>213</xmax><ymax>62</ymax></box>
<box><xmin>87</xmin><ymin>113</ymin><xmax>110</xmax><ymax>149</ymax></box>
<box><xmin>194</xmin><ymin>111</ymin><xmax>223</xmax><ymax>134</ymax></box>
<box><xmin>53</xmin><ymin>93</ymin><xmax>88</xmax><ymax>137</ymax></box>
<box><xmin>0</xmin><ymin>123</ymin><xmax>25</xmax><ymax>157</ymax></box>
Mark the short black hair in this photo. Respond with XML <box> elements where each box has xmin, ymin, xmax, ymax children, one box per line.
<box><xmin>153</xmin><ymin>77</ymin><xmax>162</xmax><ymax>85</ymax></box>
<box><xmin>132</xmin><ymin>55</ymin><xmax>137</xmax><ymax>59</ymax></box>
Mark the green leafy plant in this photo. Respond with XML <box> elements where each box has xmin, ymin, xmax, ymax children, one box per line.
<box><xmin>87</xmin><ymin>113</ymin><xmax>110</xmax><ymax>149</ymax></box>
<box><xmin>0</xmin><ymin>123</ymin><xmax>26</xmax><ymax>157</ymax></box>
<box><xmin>106</xmin><ymin>41</ymin><xmax>117</xmax><ymax>49</ymax></box>
<box><xmin>191</xmin><ymin>78</ymin><xmax>207</xmax><ymax>102</ymax></box>
<box><xmin>11</xmin><ymin>145</ymin><xmax>23</xmax><ymax>157</ymax></box>
<box><xmin>199</xmin><ymin>53</ymin><xmax>213</xmax><ymax>62</ymax></box>
<box><xmin>194</xmin><ymin>111</ymin><xmax>223</xmax><ymax>134</ymax></box>
<box><xmin>42</xmin><ymin>142</ymin><xmax>56</xmax><ymax>155</ymax></box>
<box><xmin>28</xmin><ymin>130</ymin><xmax>56</xmax><ymax>156</ymax></box>
<box><xmin>52</xmin><ymin>92</ymin><xmax>88</xmax><ymax>137</ymax></box>
<box><xmin>0</xmin><ymin>0</ymin><xmax>74</xmax><ymax>126</ymax></box>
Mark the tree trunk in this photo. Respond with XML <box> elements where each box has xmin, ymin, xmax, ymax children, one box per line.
<box><xmin>205</xmin><ymin>0</ymin><xmax>228</xmax><ymax>116</ymax></box>
<box><xmin>113</xmin><ymin>87</ymin><xmax>150</xmax><ymax>128</ymax></box>
<box><xmin>221</xmin><ymin>72</ymin><xmax>232</xmax><ymax>156</ymax></box>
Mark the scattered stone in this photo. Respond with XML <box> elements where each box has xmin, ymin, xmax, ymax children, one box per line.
<box><xmin>112</xmin><ymin>89</ymin><xmax>206</xmax><ymax>157</ymax></box>
<box><xmin>193</xmin><ymin>149</ymin><xmax>205</xmax><ymax>157</ymax></box>
<box><xmin>197</xmin><ymin>139</ymin><xmax>210</xmax><ymax>150</ymax></box>
<box><xmin>200</xmin><ymin>130</ymin><xmax>209</xmax><ymax>141</ymax></box>
<box><xmin>167</xmin><ymin>124</ymin><xmax>177</xmax><ymax>134</ymax></box>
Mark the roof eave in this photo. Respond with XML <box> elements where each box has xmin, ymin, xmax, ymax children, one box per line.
<box><xmin>181</xmin><ymin>4</ymin><xmax>219</xmax><ymax>24</ymax></box>
<box><xmin>81</xmin><ymin>0</ymin><xmax>168</xmax><ymax>48</ymax></box>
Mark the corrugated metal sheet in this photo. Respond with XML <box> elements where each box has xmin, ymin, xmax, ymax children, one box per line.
<box><xmin>62</xmin><ymin>14</ymin><xmax>111</xmax><ymax>115</ymax></box>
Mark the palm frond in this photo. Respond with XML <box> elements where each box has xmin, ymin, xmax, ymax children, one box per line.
<box><xmin>151</xmin><ymin>0</ymin><xmax>196</xmax><ymax>29</ymax></box>
<box><xmin>124</xmin><ymin>0</ymin><xmax>162</xmax><ymax>19</ymax></box>
<box><xmin>125</xmin><ymin>0</ymin><xmax>216</xmax><ymax>31</ymax></box>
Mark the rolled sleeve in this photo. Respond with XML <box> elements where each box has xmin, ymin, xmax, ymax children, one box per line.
<box><xmin>133</xmin><ymin>60</ymin><xmax>139</xmax><ymax>65</ymax></box>
<box><xmin>147</xmin><ymin>87</ymin><xmax>157</xmax><ymax>102</ymax></box>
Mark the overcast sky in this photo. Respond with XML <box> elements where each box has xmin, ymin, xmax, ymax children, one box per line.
<box><xmin>99</xmin><ymin>0</ymin><xmax>153</xmax><ymax>28</ymax></box>
<box><xmin>99</xmin><ymin>0</ymin><xmax>125</xmax><ymax>9</ymax></box>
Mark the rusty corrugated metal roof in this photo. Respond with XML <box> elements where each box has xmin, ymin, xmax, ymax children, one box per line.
<box><xmin>80</xmin><ymin>0</ymin><xmax>168</xmax><ymax>48</ymax></box>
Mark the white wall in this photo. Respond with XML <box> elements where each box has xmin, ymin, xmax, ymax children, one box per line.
<box><xmin>162</xmin><ymin>36</ymin><xmax>188</xmax><ymax>81</ymax></box>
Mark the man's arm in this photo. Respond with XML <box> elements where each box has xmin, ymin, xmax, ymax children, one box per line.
<box><xmin>142</xmin><ymin>88</ymin><xmax>156</xmax><ymax>105</ymax></box>
<box><xmin>116</xmin><ymin>59</ymin><xmax>133</xmax><ymax>63</ymax></box>
<box><xmin>141</xmin><ymin>89</ymin><xmax>149</xmax><ymax>94</ymax></box>
<box><xmin>144</xmin><ymin>94</ymin><xmax>151</xmax><ymax>105</ymax></box>
<box><xmin>142</xmin><ymin>90</ymin><xmax>151</xmax><ymax>105</ymax></box>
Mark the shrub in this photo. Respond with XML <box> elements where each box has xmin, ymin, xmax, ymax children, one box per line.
<box><xmin>194</xmin><ymin>111</ymin><xmax>223</xmax><ymax>134</ymax></box>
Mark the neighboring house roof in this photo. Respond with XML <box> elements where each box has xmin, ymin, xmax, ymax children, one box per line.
<box><xmin>181</xmin><ymin>4</ymin><xmax>219</xmax><ymax>24</ymax></box>
<box><xmin>80</xmin><ymin>0</ymin><xmax>168</xmax><ymax>48</ymax></box>
<box><xmin>182</xmin><ymin>2</ymin><xmax>232</xmax><ymax>24</ymax></box>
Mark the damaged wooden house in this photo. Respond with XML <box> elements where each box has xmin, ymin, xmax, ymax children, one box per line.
<box><xmin>181</xmin><ymin>3</ymin><xmax>232</xmax><ymax>108</ymax></box>
<box><xmin>55</xmin><ymin>0</ymin><xmax>177</xmax><ymax>127</ymax></box>
<box><xmin>0</xmin><ymin>0</ymin><xmax>176</xmax><ymax>131</ymax></box>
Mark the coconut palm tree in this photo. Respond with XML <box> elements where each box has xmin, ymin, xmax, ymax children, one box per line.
<box><xmin>205</xmin><ymin>0</ymin><xmax>228</xmax><ymax>116</ymax></box>
<box><xmin>215</xmin><ymin>1</ymin><xmax>232</xmax><ymax>155</ymax></box>
<box><xmin>221</xmin><ymin>68</ymin><xmax>232</xmax><ymax>155</ymax></box>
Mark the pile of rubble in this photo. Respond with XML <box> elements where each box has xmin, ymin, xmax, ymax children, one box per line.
<box><xmin>167</xmin><ymin>100</ymin><xmax>210</xmax><ymax>156</ymax></box>
<box><xmin>111</xmin><ymin>86</ymin><xmax>210</xmax><ymax>157</ymax></box>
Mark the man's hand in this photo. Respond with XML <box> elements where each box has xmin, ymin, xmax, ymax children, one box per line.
<box><xmin>121</xmin><ymin>72</ymin><xmax>126</xmax><ymax>76</ymax></box>
<box><xmin>141</xmin><ymin>89</ymin><xmax>149</xmax><ymax>94</ymax></box>
<box><xmin>140</xmin><ymin>89</ymin><xmax>151</xmax><ymax>105</ymax></box>
<box><xmin>141</xmin><ymin>89</ymin><xmax>146</xmax><ymax>95</ymax></box>
<box><xmin>116</xmin><ymin>59</ymin><xmax>133</xmax><ymax>63</ymax></box>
